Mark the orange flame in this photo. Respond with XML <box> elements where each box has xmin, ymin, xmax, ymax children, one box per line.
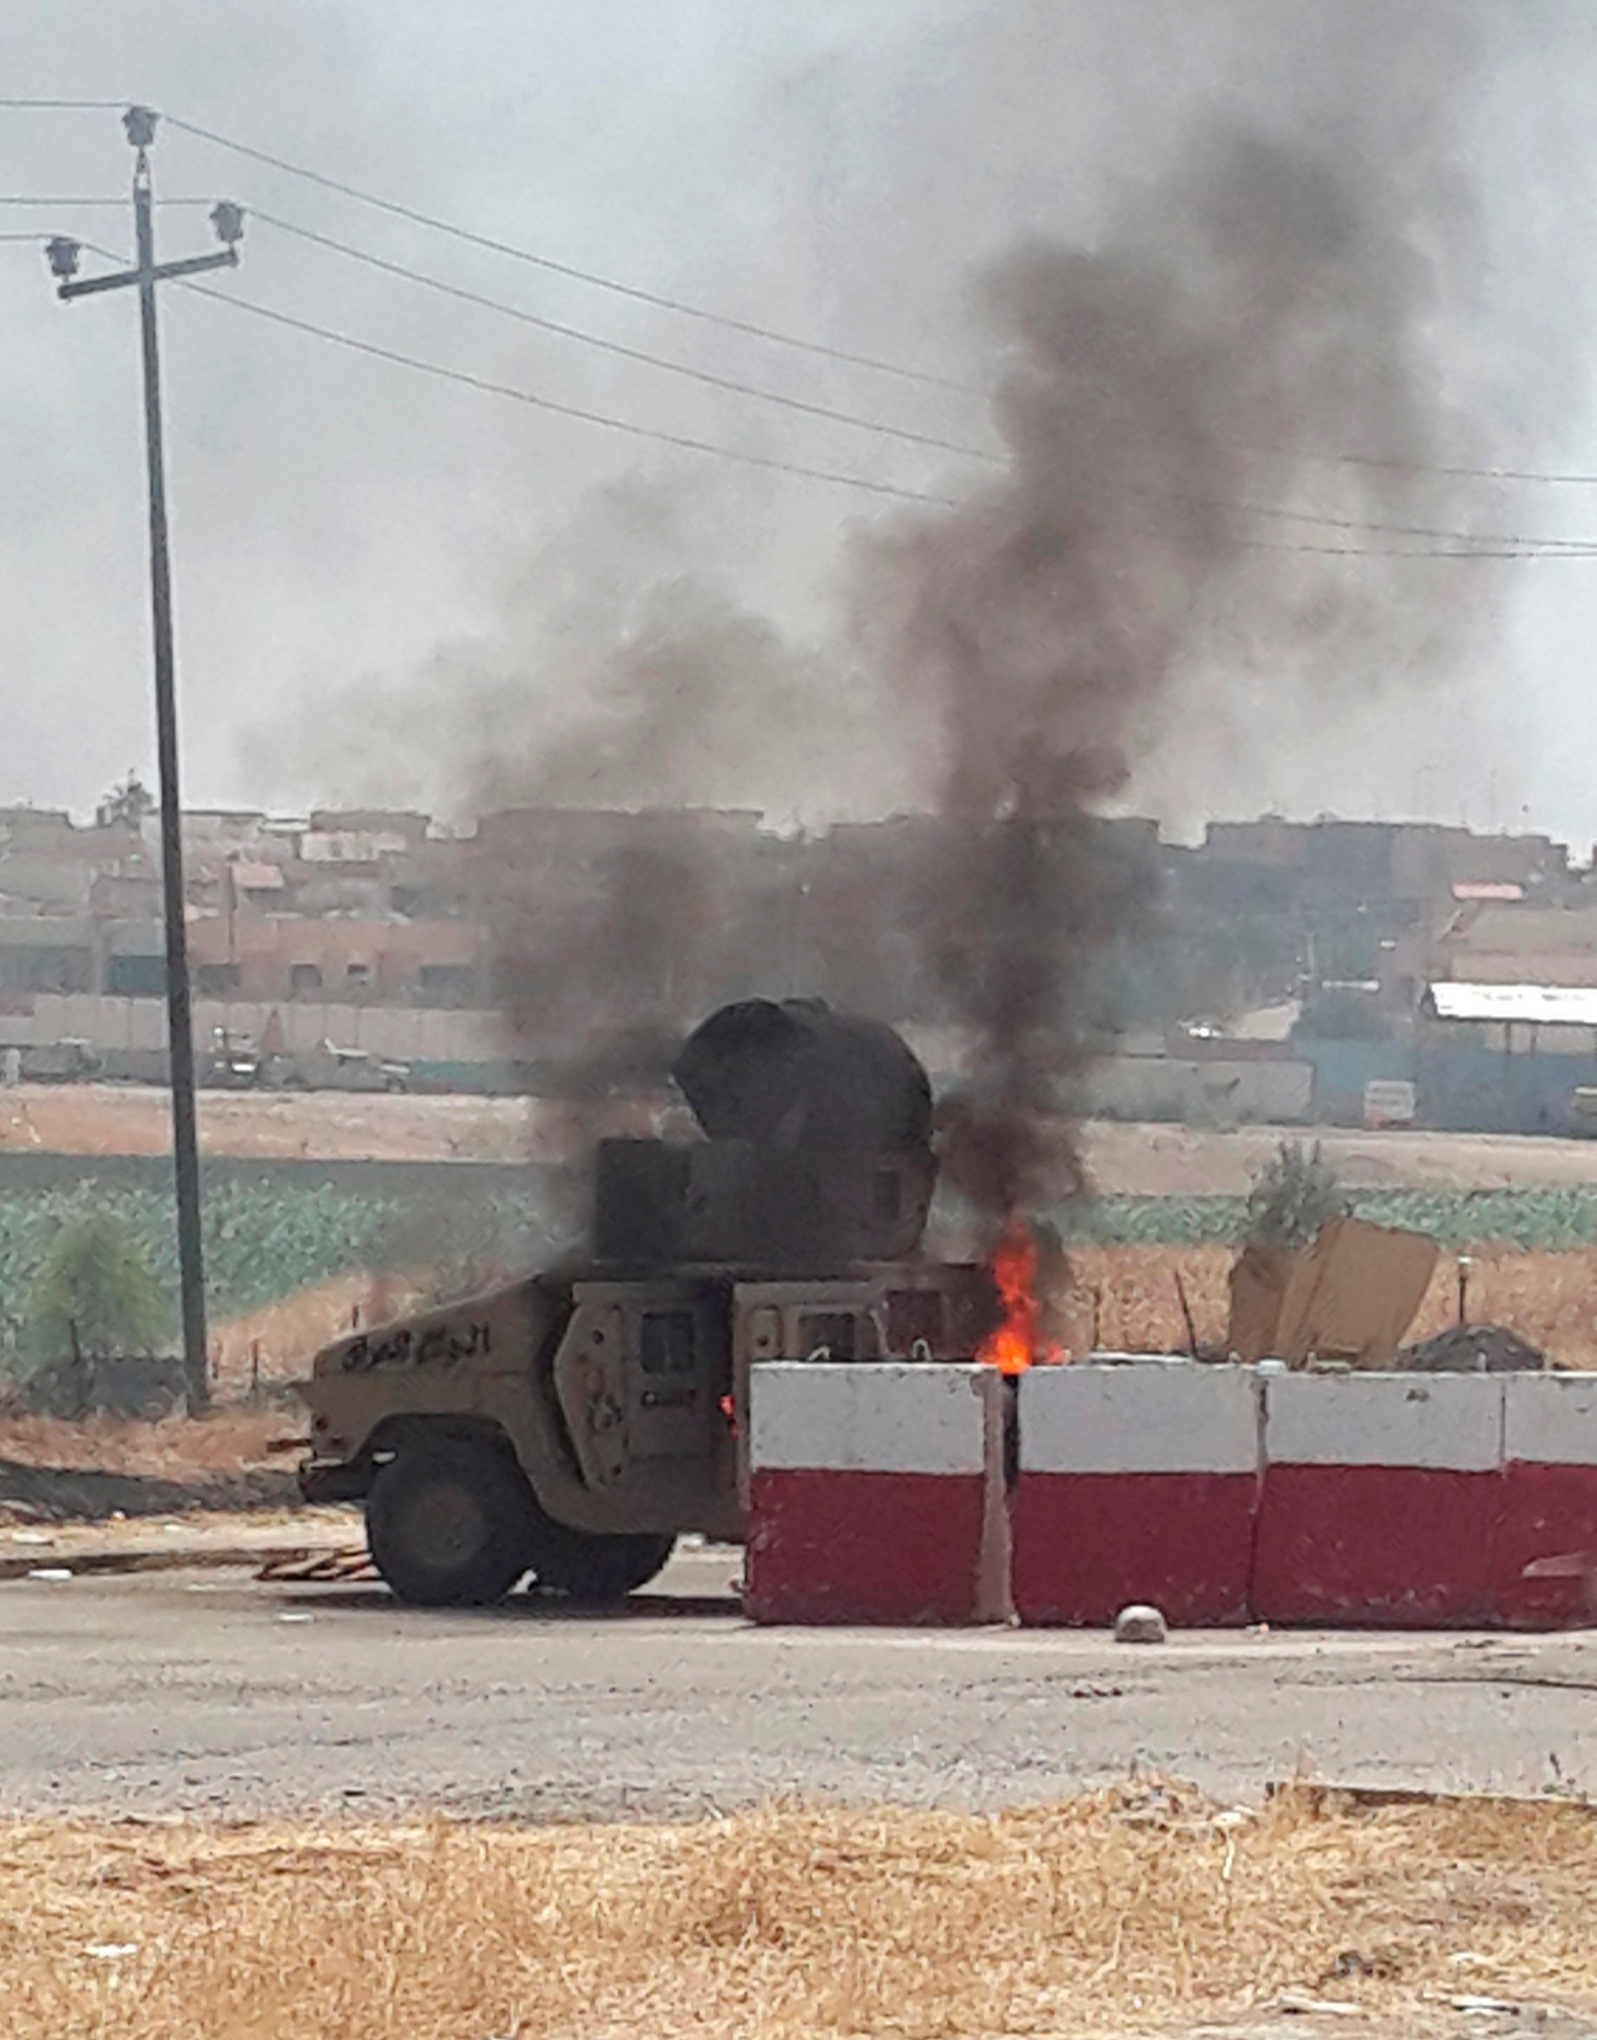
<box><xmin>978</xmin><ymin>1220</ymin><xmax>1066</xmax><ymax>1374</ymax></box>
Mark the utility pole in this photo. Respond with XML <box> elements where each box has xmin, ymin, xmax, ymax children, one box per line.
<box><xmin>45</xmin><ymin>107</ymin><xmax>244</xmax><ymax>1414</ymax></box>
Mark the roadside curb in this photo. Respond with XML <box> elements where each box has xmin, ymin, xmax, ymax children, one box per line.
<box><xmin>0</xmin><ymin>1542</ymin><xmax>348</xmax><ymax>1582</ymax></box>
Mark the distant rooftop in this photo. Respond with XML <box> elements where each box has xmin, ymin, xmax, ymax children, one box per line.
<box><xmin>1451</xmin><ymin>881</ymin><xmax>1525</xmax><ymax>902</ymax></box>
<box><xmin>1428</xmin><ymin>981</ymin><xmax>1597</xmax><ymax>1028</ymax></box>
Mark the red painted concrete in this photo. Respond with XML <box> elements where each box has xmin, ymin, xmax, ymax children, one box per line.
<box><xmin>1012</xmin><ymin>1471</ymin><xmax>1259</xmax><ymax>1627</ymax></box>
<box><xmin>1253</xmin><ymin>1465</ymin><xmax>1501</xmax><ymax>1626</ymax></box>
<box><xmin>1490</xmin><ymin>1463</ymin><xmax>1597</xmax><ymax>1629</ymax></box>
<box><xmin>745</xmin><ymin>1468</ymin><xmax>988</xmax><ymax>1624</ymax></box>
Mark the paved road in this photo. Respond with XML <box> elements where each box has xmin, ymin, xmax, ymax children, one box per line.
<box><xmin>4</xmin><ymin>1549</ymin><xmax>1597</xmax><ymax>1819</ymax></box>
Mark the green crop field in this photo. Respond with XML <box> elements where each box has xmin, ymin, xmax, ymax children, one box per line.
<box><xmin>0</xmin><ymin>1178</ymin><xmax>564</xmax><ymax>1363</ymax></box>
<box><xmin>1054</xmin><ymin>1187</ymin><xmax>1597</xmax><ymax>1251</ymax></box>
<box><xmin>2</xmin><ymin>1176</ymin><xmax>1594</xmax><ymax>1366</ymax></box>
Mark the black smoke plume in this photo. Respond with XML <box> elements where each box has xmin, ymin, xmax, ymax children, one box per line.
<box><xmin>867</xmin><ymin>128</ymin><xmax>1493</xmax><ymax>1227</ymax></box>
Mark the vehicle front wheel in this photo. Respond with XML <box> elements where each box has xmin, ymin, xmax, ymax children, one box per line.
<box><xmin>366</xmin><ymin>1437</ymin><xmax>534</xmax><ymax>1607</ymax></box>
<box><xmin>525</xmin><ymin>1514</ymin><xmax>675</xmax><ymax>1604</ymax></box>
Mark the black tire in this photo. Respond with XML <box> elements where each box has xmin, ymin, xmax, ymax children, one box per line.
<box><xmin>525</xmin><ymin>1512</ymin><xmax>676</xmax><ymax>1604</ymax></box>
<box><xmin>366</xmin><ymin>1436</ymin><xmax>535</xmax><ymax>1607</ymax></box>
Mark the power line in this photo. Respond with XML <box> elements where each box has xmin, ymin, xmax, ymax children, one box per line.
<box><xmin>1123</xmin><ymin>479</ymin><xmax>1597</xmax><ymax>556</ymax></box>
<box><xmin>247</xmin><ymin>208</ymin><xmax>1002</xmax><ymax>468</ymax></box>
<box><xmin>61</xmin><ymin>227</ymin><xmax>1597</xmax><ymax>556</ymax></box>
<box><xmin>154</xmin><ymin>211</ymin><xmax>1597</xmax><ymax>549</ymax></box>
<box><xmin>0</xmin><ymin>194</ymin><xmax>215</xmax><ymax>206</ymax></box>
<box><xmin>158</xmin><ymin>109</ymin><xmax>977</xmax><ymax>395</ymax></box>
<box><xmin>223</xmin><ymin>212</ymin><xmax>1597</xmax><ymax>540</ymax></box>
<box><xmin>1232</xmin><ymin>534</ymin><xmax>1597</xmax><ymax>561</ymax></box>
<box><xmin>153</xmin><ymin>111</ymin><xmax>1597</xmax><ymax>497</ymax></box>
<box><xmin>0</xmin><ymin>98</ymin><xmax>127</xmax><ymax>111</ymax></box>
<box><xmin>1278</xmin><ymin>444</ymin><xmax>1597</xmax><ymax>490</ymax></box>
<box><xmin>178</xmin><ymin>278</ymin><xmax>968</xmax><ymax>509</ymax></box>
<box><xmin>27</xmin><ymin>101</ymin><xmax>1597</xmax><ymax>497</ymax></box>
<box><xmin>170</xmin><ymin>272</ymin><xmax>1597</xmax><ymax>555</ymax></box>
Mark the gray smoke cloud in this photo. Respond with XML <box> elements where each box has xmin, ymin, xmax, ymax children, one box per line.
<box><xmin>303</xmin><ymin>96</ymin><xmax>1521</xmax><ymax>1231</ymax></box>
<box><xmin>107</xmin><ymin>0</ymin><xmax>1571</xmax><ymax>1242</ymax></box>
<box><xmin>282</xmin><ymin>468</ymin><xmax>915</xmax><ymax>824</ymax></box>
<box><xmin>7</xmin><ymin>3</ymin><xmax>1595</xmax><ymax>841</ymax></box>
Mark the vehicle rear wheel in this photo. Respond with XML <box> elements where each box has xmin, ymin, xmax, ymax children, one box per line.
<box><xmin>525</xmin><ymin>1513</ymin><xmax>675</xmax><ymax>1603</ymax></box>
<box><xmin>366</xmin><ymin>1437</ymin><xmax>534</xmax><ymax>1607</ymax></box>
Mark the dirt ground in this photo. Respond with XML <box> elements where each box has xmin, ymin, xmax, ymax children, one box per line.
<box><xmin>0</xmin><ymin>1505</ymin><xmax>350</xmax><ymax>1568</ymax></box>
<box><xmin>8</xmin><ymin>1082</ymin><xmax>1597</xmax><ymax>1189</ymax></box>
<box><xmin>1078</xmin><ymin>1119</ymin><xmax>1597</xmax><ymax>1195</ymax></box>
<box><xmin>0</xmin><ymin>1411</ymin><xmax>300</xmax><ymax>1522</ymax></box>
<box><xmin>0</xmin><ymin>1408</ymin><xmax>291</xmax><ymax>1482</ymax></box>
<box><xmin>0</xmin><ymin>1082</ymin><xmax>675</xmax><ymax>1164</ymax></box>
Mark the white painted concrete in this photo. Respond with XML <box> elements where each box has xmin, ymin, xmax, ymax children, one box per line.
<box><xmin>749</xmin><ymin>1362</ymin><xmax>997</xmax><ymax>1476</ymax></box>
<box><xmin>1504</xmin><ymin>1372</ymin><xmax>1597</xmax><ymax>1465</ymax></box>
<box><xmin>1264</xmin><ymin>1372</ymin><xmax>1504</xmax><ymax>1471</ymax></box>
<box><xmin>1019</xmin><ymin>1362</ymin><xmax>1261</xmax><ymax>1475</ymax></box>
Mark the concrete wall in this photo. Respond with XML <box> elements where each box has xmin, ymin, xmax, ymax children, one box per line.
<box><xmin>1416</xmin><ymin>1042</ymin><xmax>1595</xmax><ymax>1135</ymax></box>
<box><xmin>0</xmin><ymin>994</ymin><xmax>510</xmax><ymax>1063</ymax></box>
<box><xmin>1076</xmin><ymin>1055</ymin><xmax>1312</xmax><ymax>1125</ymax></box>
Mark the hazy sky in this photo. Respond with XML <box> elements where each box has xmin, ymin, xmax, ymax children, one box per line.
<box><xmin>4</xmin><ymin>2</ymin><xmax>1597</xmax><ymax>849</ymax></box>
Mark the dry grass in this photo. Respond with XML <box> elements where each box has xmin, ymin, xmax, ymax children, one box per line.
<box><xmin>209</xmin><ymin>1272</ymin><xmax>427</xmax><ymax>1392</ymax></box>
<box><xmin>7</xmin><ymin>1241</ymin><xmax>1593</xmax><ymax>1488</ymax></box>
<box><xmin>0</xmin><ymin>1408</ymin><xmax>286</xmax><ymax>1479</ymax></box>
<box><xmin>3</xmin><ymin>1785</ymin><xmax>1597</xmax><ymax>2038</ymax></box>
<box><xmin>1071</xmin><ymin>1243</ymin><xmax>1597</xmax><ymax>1368</ymax></box>
<box><xmin>209</xmin><ymin>1275</ymin><xmax>370</xmax><ymax>1389</ymax></box>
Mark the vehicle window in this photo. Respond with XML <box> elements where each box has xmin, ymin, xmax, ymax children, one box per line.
<box><xmin>640</xmin><ymin>1310</ymin><xmax>696</xmax><ymax>1375</ymax></box>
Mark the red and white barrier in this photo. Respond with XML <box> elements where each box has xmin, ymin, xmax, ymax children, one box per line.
<box><xmin>744</xmin><ymin>1358</ymin><xmax>1597</xmax><ymax>1635</ymax></box>
<box><xmin>744</xmin><ymin>1362</ymin><xmax>1010</xmax><ymax>1625</ymax></box>
<box><xmin>1493</xmin><ymin>1374</ymin><xmax>1597</xmax><ymax>1628</ymax></box>
<box><xmin>1012</xmin><ymin>1361</ymin><xmax>1262</xmax><ymax>1627</ymax></box>
<box><xmin>1252</xmin><ymin>1372</ymin><xmax>1504</xmax><ymax>1626</ymax></box>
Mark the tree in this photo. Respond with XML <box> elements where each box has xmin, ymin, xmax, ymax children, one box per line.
<box><xmin>22</xmin><ymin>1212</ymin><xmax>170</xmax><ymax>1367</ymax></box>
<box><xmin>1243</xmin><ymin>1139</ymin><xmax>1348</xmax><ymax>1252</ymax></box>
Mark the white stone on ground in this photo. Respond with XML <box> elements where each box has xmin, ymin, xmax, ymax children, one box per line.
<box><xmin>1114</xmin><ymin>1603</ymin><xmax>1168</xmax><ymax>1644</ymax></box>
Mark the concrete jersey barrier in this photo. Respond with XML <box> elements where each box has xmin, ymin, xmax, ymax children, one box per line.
<box><xmin>1013</xmin><ymin>1361</ymin><xmax>1262</xmax><ymax>1626</ymax></box>
<box><xmin>1496</xmin><ymin>1374</ymin><xmax>1597</xmax><ymax>1627</ymax></box>
<box><xmin>1252</xmin><ymin>1372</ymin><xmax>1505</xmax><ymax>1626</ymax></box>
<box><xmin>745</xmin><ymin>1362</ymin><xmax>1010</xmax><ymax>1625</ymax></box>
<box><xmin>745</xmin><ymin>1357</ymin><xmax>1597</xmax><ymax>1634</ymax></box>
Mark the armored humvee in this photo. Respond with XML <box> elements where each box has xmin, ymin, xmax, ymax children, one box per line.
<box><xmin>299</xmin><ymin>1254</ymin><xmax>993</xmax><ymax>1604</ymax></box>
<box><xmin>297</xmin><ymin>1000</ymin><xmax>996</xmax><ymax>1606</ymax></box>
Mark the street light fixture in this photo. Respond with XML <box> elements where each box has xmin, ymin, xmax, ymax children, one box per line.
<box><xmin>122</xmin><ymin>103</ymin><xmax>158</xmax><ymax>151</ymax></box>
<box><xmin>45</xmin><ymin>235</ymin><xmax>80</xmax><ymax>283</ymax></box>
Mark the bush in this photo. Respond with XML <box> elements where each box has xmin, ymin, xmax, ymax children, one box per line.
<box><xmin>1243</xmin><ymin>1139</ymin><xmax>1348</xmax><ymax>1252</ymax></box>
<box><xmin>21</xmin><ymin>1211</ymin><xmax>172</xmax><ymax>1368</ymax></box>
